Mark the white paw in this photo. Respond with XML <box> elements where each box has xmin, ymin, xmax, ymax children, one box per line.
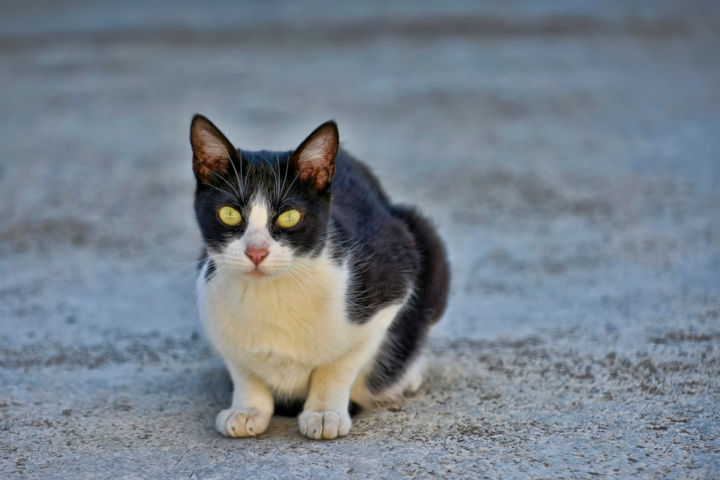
<box><xmin>216</xmin><ymin>408</ymin><xmax>270</xmax><ymax>438</ymax></box>
<box><xmin>403</xmin><ymin>373</ymin><xmax>423</xmax><ymax>396</ymax></box>
<box><xmin>298</xmin><ymin>410</ymin><xmax>352</xmax><ymax>440</ymax></box>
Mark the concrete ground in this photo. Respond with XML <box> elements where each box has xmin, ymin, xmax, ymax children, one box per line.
<box><xmin>1</xmin><ymin>1</ymin><xmax>719</xmax><ymax>478</ymax></box>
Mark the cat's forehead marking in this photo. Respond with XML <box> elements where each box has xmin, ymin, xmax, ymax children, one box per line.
<box><xmin>248</xmin><ymin>194</ymin><xmax>269</xmax><ymax>230</ymax></box>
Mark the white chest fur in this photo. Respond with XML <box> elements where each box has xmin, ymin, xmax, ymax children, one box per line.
<box><xmin>197</xmin><ymin>252</ymin><xmax>400</xmax><ymax>398</ymax></box>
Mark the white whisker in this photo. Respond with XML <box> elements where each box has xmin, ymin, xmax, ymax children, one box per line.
<box><xmin>205</xmin><ymin>182</ymin><xmax>239</xmax><ymax>201</ymax></box>
<box><xmin>226</xmin><ymin>151</ymin><xmax>245</xmax><ymax>201</ymax></box>
<box><xmin>211</xmin><ymin>170</ymin><xmax>240</xmax><ymax>199</ymax></box>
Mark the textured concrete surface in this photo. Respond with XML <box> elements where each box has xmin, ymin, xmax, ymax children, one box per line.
<box><xmin>1</xmin><ymin>1</ymin><xmax>719</xmax><ymax>478</ymax></box>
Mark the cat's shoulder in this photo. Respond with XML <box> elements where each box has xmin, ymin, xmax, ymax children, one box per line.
<box><xmin>331</xmin><ymin>149</ymin><xmax>391</xmax><ymax>207</ymax></box>
<box><xmin>330</xmin><ymin>148</ymin><xmax>416</xmax><ymax>253</ymax></box>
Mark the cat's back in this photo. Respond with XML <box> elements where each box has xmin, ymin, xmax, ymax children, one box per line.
<box><xmin>330</xmin><ymin>149</ymin><xmax>392</xmax><ymax>215</ymax></box>
<box><xmin>329</xmin><ymin>149</ymin><xmax>411</xmax><ymax>251</ymax></box>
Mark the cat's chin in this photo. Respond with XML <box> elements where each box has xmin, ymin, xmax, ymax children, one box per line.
<box><xmin>246</xmin><ymin>270</ymin><xmax>268</xmax><ymax>280</ymax></box>
<box><xmin>240</xmin><ymin>267</ymin><xmax>289</xmax><ymax>282</ymax></box>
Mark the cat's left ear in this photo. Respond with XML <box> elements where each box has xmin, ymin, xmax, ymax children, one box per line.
<box><xmin>190</xmin><ymin>114</ymin><xmax>238</xmax><ymax>184</ymax></box>
<box><xmin>291</xmin><ymin>121</ymin><xmax>339</xmax><ymax>191</ymax></box>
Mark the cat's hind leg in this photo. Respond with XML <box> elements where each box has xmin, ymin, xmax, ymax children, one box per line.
<box><xmin>351</xmin><ymin>353</ymin><xmax>427</xmax><ymax>407</ymax></box>
<box><xmin>363</xmin><ymin>206</ymin><xmax>449</xmax><ymax>398</ymax></box>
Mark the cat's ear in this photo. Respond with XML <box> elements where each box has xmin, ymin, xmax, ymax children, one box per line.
<box><xmin>190</xmin><ymin>114</ymin><xmax>238</xmax><ymax>184</ymax></box>
<box><xmin>290</xmin><ymin>121</ymin><xmax>339</xmax><ymax>191</ymax></box>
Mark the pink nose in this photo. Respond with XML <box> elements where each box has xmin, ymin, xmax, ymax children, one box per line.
<box><xmin>245</xmin><ymin>246</ymin><xmax>269</xmax><ymax>266</ymax></box>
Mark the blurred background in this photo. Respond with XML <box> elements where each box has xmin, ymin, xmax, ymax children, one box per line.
<box><xmin>1</xmin><ymin>1</ymin><xmax>719</xmax><ymax>478</ymax></box>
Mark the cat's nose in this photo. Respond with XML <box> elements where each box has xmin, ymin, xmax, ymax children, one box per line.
<box><xmin>245</xmin><ymin>246</ymin><xmax>269</xmax><ymax>266</ymax></box>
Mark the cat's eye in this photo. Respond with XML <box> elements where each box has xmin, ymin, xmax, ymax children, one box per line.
<box><xmin>276</xmin><ymin>209</ymin><xmax>302</xmax><ymax>229</ymax></box>
<box><xmin>218</xmin><ymin>206</ymin><xmax>242</xmax><ymax>226</ymax></box>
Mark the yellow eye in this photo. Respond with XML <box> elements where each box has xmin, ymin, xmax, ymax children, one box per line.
<box><xmin>276</xmin><ymin>209</ymin><xmax>302</xmax><ymax>228</ymax></box>
<box><xmin>218</xmin><ymin>206</ymin><xmax>242</xmax><ymax>226</ymax></box>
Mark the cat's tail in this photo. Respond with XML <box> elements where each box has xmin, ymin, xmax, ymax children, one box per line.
<box><xmin>391</xmin><ymin>205</ymin><xmax>450</xmax><ymax>325</ymax></box>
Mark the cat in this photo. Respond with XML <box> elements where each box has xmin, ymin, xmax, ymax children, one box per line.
<box><xmin>191</xmin><ymin>115</ymin><xmax>449</xmax><ymax>440</ymax></box>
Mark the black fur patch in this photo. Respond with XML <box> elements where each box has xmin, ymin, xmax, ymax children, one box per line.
<box><xmin>273</xmin><ymin>398</ymin><xmax>362</xmax><ymax>418</ymax></box>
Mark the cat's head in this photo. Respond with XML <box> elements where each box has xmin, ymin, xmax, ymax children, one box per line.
<box><xmin>190</xmin><ymin>115</ymin><xmax>338</xmax><ymax>280</ymax></box>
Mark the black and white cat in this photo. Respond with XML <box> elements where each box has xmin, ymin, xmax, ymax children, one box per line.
<box><xmin>191</xmin><ymin>115</ymin><xmax>449</xmax><ymax>440</ymax></box>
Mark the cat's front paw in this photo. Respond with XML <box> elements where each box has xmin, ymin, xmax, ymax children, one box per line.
<box><xmin>216</xmin><ymin>408</ymin><xmax>270</xmax><ymax>438</ymax></box>
<box><xmin>298</xmin><ymin>410</ymin><xmax>352</xmax><ymax>440</ymax></box>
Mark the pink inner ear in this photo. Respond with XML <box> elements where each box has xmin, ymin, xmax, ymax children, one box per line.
<box><xmin>192</xmin><ymin>126</ymin><xmax>231</xmax><ymax>162</ymax></box>
<box><xmin>191</xmin><ymin>127</ymin><xmax>232</xmax><ymax>182</ymax></box>
<box><xmin>293</xmin><ymin>124</ymin><xmax>338</xmax><ymax>189</ymax></box>
<box><xmin>297</xmin><ymin>137</ymin><xmax>333</xmax><ymax>166</ymax></box>
<box><xmin>196</xmin><ymin>136</ymin><xmax>230</xmax><ymax>161</ymax></box>
<box><xmin>299</xmin><ymin>164</ymin><xmax>334</xmax><ymax>190</ymax></box>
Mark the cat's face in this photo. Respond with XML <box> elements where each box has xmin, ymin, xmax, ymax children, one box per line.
<box><xmin>190</xmin><ymin>115</ymin><xmax>338</xmax><ymax>280</ymax></box>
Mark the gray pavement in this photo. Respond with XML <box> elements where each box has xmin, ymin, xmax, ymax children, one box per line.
<box><xmin>1</xmin><ymin>1</ymin><xmax>719</xmax><ymax>478</ymax></box>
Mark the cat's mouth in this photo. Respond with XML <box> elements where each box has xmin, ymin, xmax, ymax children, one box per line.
<box><xmin>247</xmin><ymin>269</ymin><xmax>267</xmax><ymax>279</ymax></box>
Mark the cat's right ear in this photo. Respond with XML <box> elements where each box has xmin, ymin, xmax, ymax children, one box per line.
<box><xmin>190</xmin><ymin>115</ymin><xmax>238</xmax><ymax>184</ymax></box>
